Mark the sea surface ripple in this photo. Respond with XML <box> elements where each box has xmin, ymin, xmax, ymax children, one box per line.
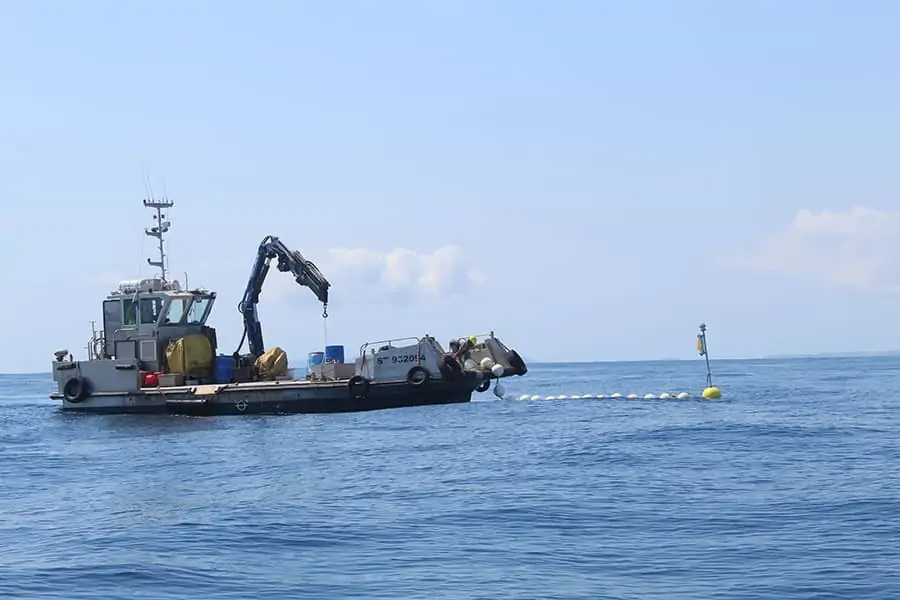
<box><xmin>1</xmin><ymin>357</ymin><xmax>898</xmax><ymax>599</ymax></box>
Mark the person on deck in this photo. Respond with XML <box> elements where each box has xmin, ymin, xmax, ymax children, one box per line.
<box><xmin>451</xmin><ymin>335</ymin><xmax>478</xmax><ymax>363</ymax></box>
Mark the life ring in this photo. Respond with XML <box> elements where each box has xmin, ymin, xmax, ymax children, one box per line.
<box><xmin>348</xmin><ymin>375</ymin><xmax>369</xmax><ymax>399</ymax></box>
<box><xmin>475</xmin><ymin>379</ymin><xmax>490</xmax><ymax>393</ymax></box>
<box><xmin>439</xmin><ymin>355</ymin><xmax>464</xmax><ymax>380</ymax></box>
<box><xmin>63</xmin><ymin>376</ymin><xmax>88</xmax><ymax>403</ymax></box>
<box><xmin>507</xmin><ymin>349</ymin><xmax>528</xmax><ymax>376</ymax></box>
<box><xmin>406</xmin><ymin>366</ymin><xmax>429</xmax><ymax>387</ymax></box>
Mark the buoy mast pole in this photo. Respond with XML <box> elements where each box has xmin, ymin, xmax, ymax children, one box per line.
<box><xmin>697</xmin><ymin>323</ymin><xmax>721</xmax><ymax>398</ymax></box>
<box><xmin>697</xmin><ymin>323</ymin><xmax>712</xmax><ymax>388</ymax></box>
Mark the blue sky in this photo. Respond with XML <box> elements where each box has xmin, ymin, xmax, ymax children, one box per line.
<box><xmin>2</xmin><ymin>1</ymin><xmax>900</xmax><ymax>373</ymax></box>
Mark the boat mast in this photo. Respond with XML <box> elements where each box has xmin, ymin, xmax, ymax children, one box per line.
<box><xmin>143</xmin><ymin>196</ymin><xmax>174</xmax><ymax>282</ymax></box>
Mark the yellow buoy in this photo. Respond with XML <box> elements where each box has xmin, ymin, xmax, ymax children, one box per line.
<box><xmin>702</xmin><ymin>386</ymin><xmax>721</xmax><ymax>399</ymax></box>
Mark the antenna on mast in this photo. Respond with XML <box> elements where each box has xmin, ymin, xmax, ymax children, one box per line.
<box><xmin>143</xmin><ymin>195</ymin><xmax>174</xmax><ymax>282</ymax></box>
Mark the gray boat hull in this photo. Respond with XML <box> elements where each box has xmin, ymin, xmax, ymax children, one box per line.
<box><xmin>50</xmin><ymin>376</ymin><xmax>482</xmax><ymax>416</ymax></box>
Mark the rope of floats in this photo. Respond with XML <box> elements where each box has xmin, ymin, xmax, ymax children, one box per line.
<box><xmin>485</xmin><ymin>323</ymin><xmax>724</xmax><ymax>401</ymax></box>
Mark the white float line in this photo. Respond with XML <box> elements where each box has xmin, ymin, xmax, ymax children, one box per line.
<box><xmin>513</xmin><ymin>392</ymin><xmax>698</xmax><ymax>401</ymax></box>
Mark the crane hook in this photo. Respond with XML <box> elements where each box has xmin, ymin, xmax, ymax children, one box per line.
<box><xmin>322</xmin><ymin>303</ymin><xmax>328</xmax><ymax>319</ymax></box>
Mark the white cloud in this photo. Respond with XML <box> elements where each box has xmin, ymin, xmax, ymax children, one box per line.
<box><xmin>322</xmin><ymin>245</ymin><xmax>486</xmax><ymax>300</ymax></box>
<box><xmin>258</xmin><ymin>245</ymin><xmax>486</xmax><ymax>305</ymax></box>
<box><xmin>737</xmin><ymin>206</ymin><xmax>900</xmax><ymax>292</ymax></box>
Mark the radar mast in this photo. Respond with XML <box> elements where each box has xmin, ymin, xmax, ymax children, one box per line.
<box><xmin>143</xmin><ymin>196</ymin><xmax>174</xmax><ymax>282</ymax></box>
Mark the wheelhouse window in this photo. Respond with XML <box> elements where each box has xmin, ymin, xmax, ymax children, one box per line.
<box><xmin>139</xmin><ymin>296</ymin><xmax>163</xmax><ymax>325</ymax></box>
<box><xmin>162</xmin><ymin>297</ymin><xmax>188</xmax><ymax>325</ymax></box>
<box><xmin>186</xmin><ymin>296</ymin><xmax>212</xmax><ymax>325</ymax></box>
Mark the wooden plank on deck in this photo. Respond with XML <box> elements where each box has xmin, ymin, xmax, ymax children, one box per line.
<box><xmin>191</xmin><ymin>384</ymin><xmax>227</xmax><ymax>396</ymax></box>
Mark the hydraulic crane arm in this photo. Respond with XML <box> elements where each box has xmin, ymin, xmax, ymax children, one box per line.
<box><xmin>235</xmin><ymin>235</ymin><xmax>330</xmax><ymax>358</ymax></box>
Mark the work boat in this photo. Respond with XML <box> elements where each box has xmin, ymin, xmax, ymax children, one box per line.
<box><xmin>49</xmin><ymin>198</ymin><xmax>527</xmax><ymax>415</ymax></box>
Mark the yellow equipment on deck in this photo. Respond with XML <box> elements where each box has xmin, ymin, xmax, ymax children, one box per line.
<box><xmin>255</xmin><ymin>346</ymin><xmax>289</xmax><ymax>380</ymax></box>
<box><xmin>166</xmin><ymin>334</ymin><xmax>214</xmax><ymax>378</ymax></box>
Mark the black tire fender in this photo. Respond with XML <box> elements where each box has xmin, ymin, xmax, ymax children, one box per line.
<box><xmin>475</xmin><ymin>379</ymin><xmax>490</xmax><ymax>393</ymax></box>
<box><xmin>348</xmin><ymin>375</ymin><xmax>369</xmax><ymax>399</ymax></box>
<box><xmin>63</xmin><ymin>376</ymin><xmax>89</xmax><ymax>403</ymax></box>
<box><xmin>507</xmin><ymin>349</ymin><xmax>527</xmax><ymax>376</ymax></box>
<box><xmin>406</xmin><ymin>366</ymin><xmax>429</xmax><ymax>387</ymax></box>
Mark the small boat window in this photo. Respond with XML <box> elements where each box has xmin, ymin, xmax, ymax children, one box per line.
<box><xmin>123</xmin><ymin>299</ymin><xmax>137</xmax><ymax>326</ymax></box>
<box><xmin>186</xmin><ymin>296</ymin><xmax>211</xmax><ymax>325</ymax></box>
<box><xmin>163</xmin><ymin>298</ymin><xmax>188</xmax><ymax>324</ymax></box>
<box><xmin>139</xmin><ymin>297</ymin><xmax>163</xmax><ymax>325</ymax></box>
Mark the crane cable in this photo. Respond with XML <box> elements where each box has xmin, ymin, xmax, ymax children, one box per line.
<box><xmin>322</xmin><ymin>302</ymin><xmax>329</xmax><ymax>352</ymax></box>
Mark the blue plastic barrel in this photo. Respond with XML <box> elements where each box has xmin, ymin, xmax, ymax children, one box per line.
<box><xmin>214</xmin><ymin>354</ymin><xmax>235</xmax><ymax>384</ymax></box>
<box><xmin>308</xmin><ymin>351</ymin><xmax>325</xmax><ymax>369</ymax></box>
<box><xmin>324</xmin><ymin>345</ymin><xmax>345</xmax><ymax>364</ymax></box>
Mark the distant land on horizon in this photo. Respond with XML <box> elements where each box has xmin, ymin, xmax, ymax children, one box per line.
<box><xmin>535</xmin><ymin>350</ymin><xmax>900</xmax><ymax>364</ymax></box>
<box><xmin>760</xmin><ymin>349</ymin><xmax>900</xmax><ymax>359</ymax></box>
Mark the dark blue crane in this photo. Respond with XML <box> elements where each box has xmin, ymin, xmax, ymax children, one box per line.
<box><xmin>234</xmin><ymin>235</ymin><xmax>330</xmax><ymax>359</ymax></box>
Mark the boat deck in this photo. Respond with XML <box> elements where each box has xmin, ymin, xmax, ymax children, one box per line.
<box><xmin>49</xmin><ymin>376</ymin><xmax>436</xmax><ymax>399</ymax></box>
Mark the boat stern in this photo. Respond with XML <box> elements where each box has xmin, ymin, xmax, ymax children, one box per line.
<box><xmin>462</xmin><ymin>333</ymin><xmax>528</xmax><ymax>379</ymax></box>
<box><xmin>352</xmin><ymin>331</ymin><xmax>527</xmax><ymax>394</ymax></box>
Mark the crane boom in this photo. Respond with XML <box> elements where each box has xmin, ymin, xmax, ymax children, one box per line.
<box><xmin>235</xmin><ymin>235</ymin><xmax>330</xmax><ymax>358</ymax></box>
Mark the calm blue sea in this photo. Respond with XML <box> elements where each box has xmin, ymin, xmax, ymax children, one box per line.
<box><xmin>1</xmin><ymin>357</ymin><xmax>899</xmax><ymax>599</ymax></box>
